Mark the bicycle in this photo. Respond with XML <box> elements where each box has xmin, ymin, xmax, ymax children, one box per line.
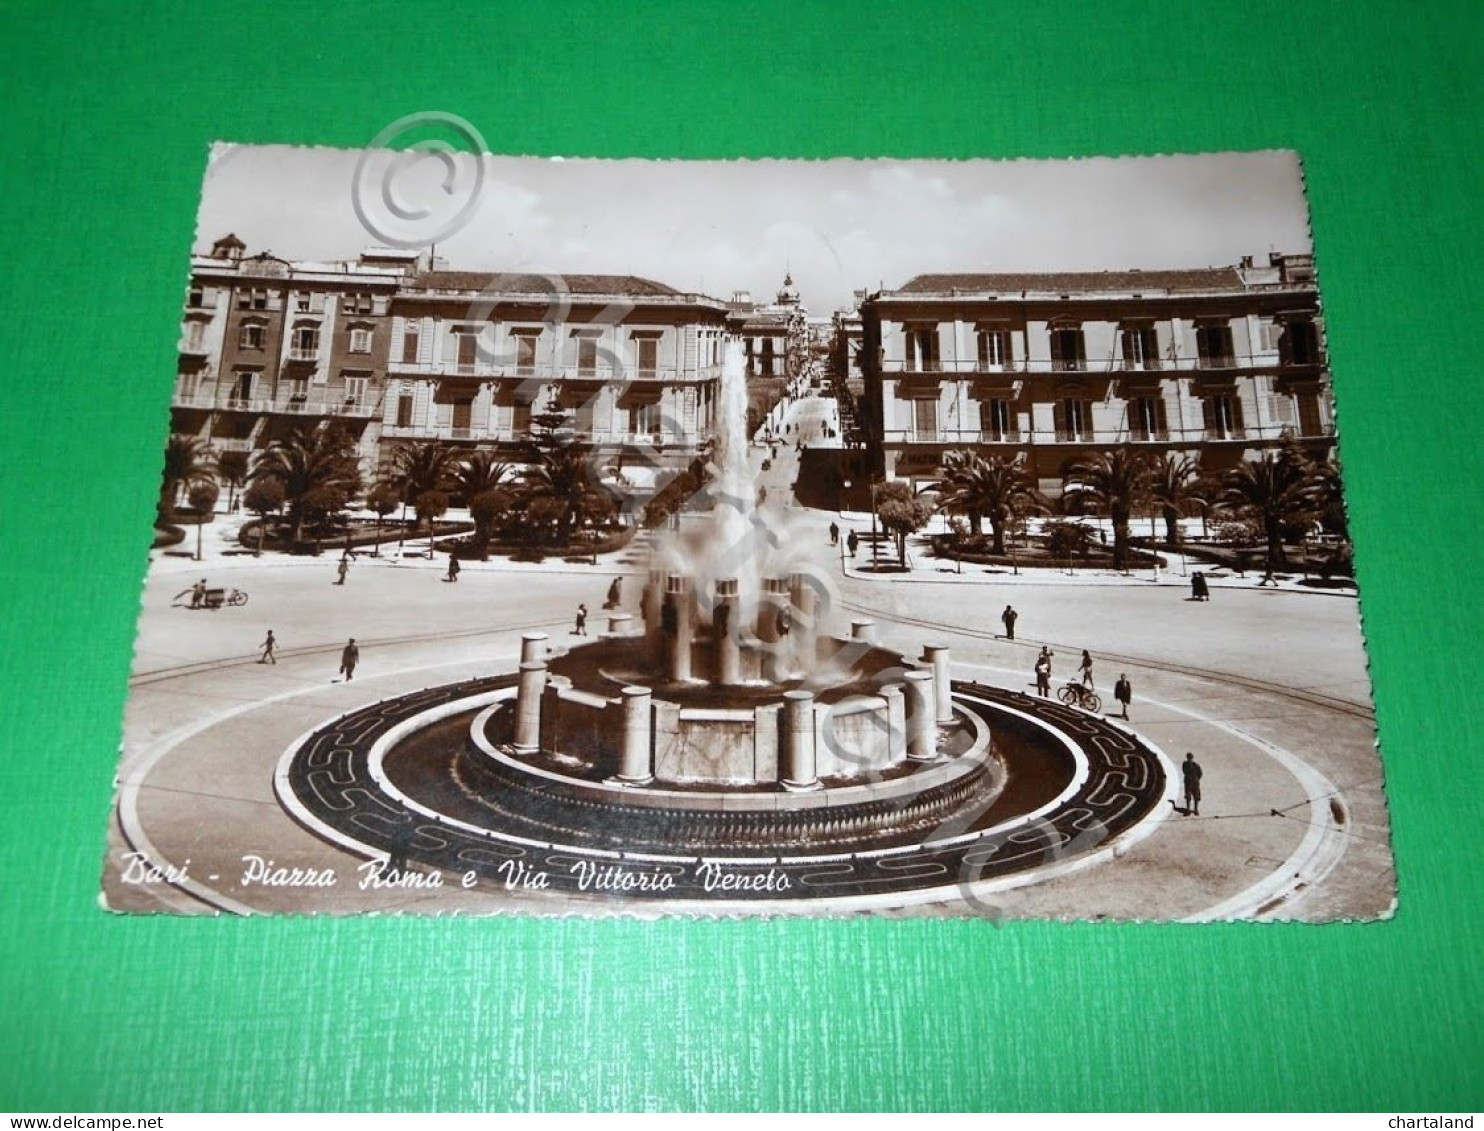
<box><xmin>1057</xmin><ymin>681</ymin><xmax>1101</xmax><ymax>713</ymax></box>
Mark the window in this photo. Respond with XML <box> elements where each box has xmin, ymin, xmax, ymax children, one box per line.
<box><xmin>1121</xmin><ymin>326</ymin><xmax>1159</xmax><ymax>370</ymax></box>
<box><xmin>396</xmin><ymin>392</ymin><xmax>414</xmax><ymax>428</ymax></box>
<box><xmin>236</xmin><ymin>288</ymin><xmax>269</xmax><ymax>311</ymax></box>
<box><xmin>456</xmin><ymin>332</ymin><xmax>478</xmax><ymax>370</ymax></box>
<box><xmin>634</xmin><ymin>400</ymin><xmax>662</xmax><ymax>435</ymax></box>
<box><xmin>1056</xmin><ymin>398</ymin><xmax>1093</xmax><ymax>441</ymax></box>
<box><xmin>977</xmin><ymin>330</ymin><xmax>1010</xmax><ymax>369</ymax></box>
<box><xmin>1196</xmin><ymin>323</ymin><xmax>1235</xmax><ymax>368</ymax></box>
<box><xmin>983</xmin><ymin>398</ymin><xmax>1015</xmax><ymax>441</ymax></box>
<box><xmin>516</xmin><ymin>333</ymin><xmax>540</xmax><ymax>376</ymax></box>
<box><xmin>1259</xmin><ymin>322</ymin><xmax>1284</xmax><ymax>353</ymax></box>
<box><xmin>296</xmin><ymin>293</ymin><xmax>311</xmax><ymax>313</ymax></box>
<box><xmin>291</xmin><ymin>324</ymin><xmax>319</xmax><ymax>357</ymax></box>
<box><xmin>759</xmin><ymin>338</ymin><xmax>775</xmax><ymax>377</ymax></box>
<box><xmin>634</xmin><ymin>337</ymin><xmax>657</xmax><ymax>378</ymax></box>
<box><xmin>343</xmin><ymin>376</ymin><xmax>368</xmax><ymax>407</ymax></box>
<box><xmin>906</xmin><ymin>326</ymin><xmax>939</xmax><ymax>371</ymax></box>
<box><xmin>401</xmin><ymin>325</ymin><xmax>420</xmax><ymax>364</ymax></box>
<box><xmin>1203</xmin><ymin>395</ymin><xmax>1245</xmax><ymax>439</ymax></box>
<box><xmin>239</xmin><ymin>324</ymin><xmax>266</xmax><ymax>350</ymax></box>
<box><xmin>187</xmin><ymin>286</ymin><xmax>204</xmax><ymax>308</ymax></box>
<box><xmin>183</xmin><ymin>321</ymin><xmax>205</xmax><ymax>352</ymax></box>
<box><xmin>1131</xmin><ymin>396</ymin><xmax>1168</xmax><ymax>440</ymax></box>
<box><xmin>178</xmin><ymin>373</ymin><xmax>200</xmax><ymax>401</ymax></box>
<box><xmin>912</xmin><ymin>397</ymin><xmax>939</xmax><ymax>441</ymax></box>
<box><xmin>576</xmin><ymin>336</ymin><xmax>598</xmax><ymax>376</ymax></box>
<box><xmin>513</xmin><ymin>399</ymin><xmax>532</xmax><ymax>435</ymax></box>
<box><xmin>1281</xmin><ymin>321</ymin><xmax>1320</xmax><ymax>365</ymax></box>
<box><xmin>283</xmin><ymin>377</ymin><xmax>308</xmax><ymax>406</ymax></box>
<box><xmin>349</xmin><ymin>328</ymin><xmax>373</xmax><ymax>354</ymax></box>
<box><xmin>1049</xmin><ymin>327</ymin><xmax>1086</xmax><ymax>371</ymax></box>
<box><xmin>343</xmin><ymin>293</ymin><xmax>374</xmax><ymax>315</ymax></box>
<box><xmin>229</xmin><ymin>371</ymin><xmax>255</xmax><ymax>404</ymax></box>
<box><xmin>1295</xmin><ymin>393</ymin><xmax>1323</xmax><ymax>436</ymax></box>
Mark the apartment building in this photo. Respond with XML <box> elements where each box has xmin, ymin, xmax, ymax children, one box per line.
<box><xmin>856</xmin><ymin>253</ymin><xmax>1333</xmax><ymax>493</ymax></box>
<box><xmin>170</xmin><ymin>238</ymin><xmax>731</xmax><ymax>474</ymax></box>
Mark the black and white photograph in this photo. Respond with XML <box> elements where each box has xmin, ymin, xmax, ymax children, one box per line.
<box><xmin>104</xmin><ymin>142</ymin><xmax>1395</xmax><ymax>921</ymax></box>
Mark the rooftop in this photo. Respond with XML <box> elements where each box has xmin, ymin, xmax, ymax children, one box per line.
<box><xmin>893</xmin><ymin>267</ymin><xmax>1249</xmax><ymax>296</ymax></box>
<box><xmin>405</xmin><ymin>271</ymin><xmax>683</xmax><ymax>296</ymax></box>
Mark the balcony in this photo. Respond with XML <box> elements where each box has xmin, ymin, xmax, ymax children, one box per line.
<box><xmin>878</xmin><ymin>353</ymin><xmax>1322</xmax><ymax>377</ymax></box>
<box><xmin>879</xmin><ymin>421</ymin><xmax>1331</xmax><ymax>449</ymax></box>
<box><xmin>171</xmin><ymin>389</ymin><xmax>379</xmax><ymax>417</ymax></box>
<box><xmin>284</xmin><ymin>348</ymin><xmax>320</xmax><ymax>364</ymax></box>
<box><xmin>385</xmin><ymin>360</ymin><xmax>724</xmax><ymax>383</ymax></box>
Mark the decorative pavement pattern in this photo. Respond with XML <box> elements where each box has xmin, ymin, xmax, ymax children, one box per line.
<box><xmin>281</xmin><ymin>675</ymin><xmax>1169</xmax><ymax>902</ymax></box>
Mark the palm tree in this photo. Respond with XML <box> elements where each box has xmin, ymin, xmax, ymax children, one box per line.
<box><xmin>450</xmin><ymin>450</ymin><xmax>513</xmax><ymax>506</ymax></box>
<box><xmin>1062</xmin><ymin>448</ymin><xmax>1151</xmax><ymax>571</ymax></box>
<box><xmin>1149</xmin><ymin>453</ymin><xmax>1204</xmax><ymax>548</ymax></box>
<box><xmin>937</xmin><ymin>450</ymin><xmax>1038</xmax><ymax>556</ymax></box>
<box><xmin>159</xmin><ymin>435</ymin><xmax>217</xmax><ymax>525</ymax></box>
<box><xmin>1218</xmin><ymin>447</ymin><xmax>1321</xmax><ymax>579</ymax></box>
<box><xmin>521</xmin><ymin>446</ymin><xmax>611</xmax><ymax>547</ymax></box>
<box><xmin>216</xmin><ymin>450</ymin><xmax>249</xmax><ymax>515</ymax></box>
<box><xmin>248</xmin><ymin>424</ymin><xmax>362</xmax><ymax>546</ymax></box>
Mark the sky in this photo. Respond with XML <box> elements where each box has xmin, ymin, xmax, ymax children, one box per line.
<box><xmin>195</xmin><ymin>146</ymin><xmax>1312</xmax><ymax>312</ymax></box>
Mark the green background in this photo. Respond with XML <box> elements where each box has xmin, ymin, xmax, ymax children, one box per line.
<box><xmin>1</xmin><ymin>0</ymin><xmax>1479</xmax><ymax>1112</ymax></box>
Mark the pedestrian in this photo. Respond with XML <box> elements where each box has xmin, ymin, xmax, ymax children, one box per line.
<box><xmin>1034</xmin><ymin>650</ymin><xmax>1051</xmax><ymax>698</ymax></box>
<box><xmin>339</xmin><ymin>638</ymin><xmax>359</xmax><ymax>682</ymax></box>
<box><xmin>1079</xmin><ymin>649</ymin><xmax>1094</xmax><ymax>689</ymax></box>
<box><xmin>446</xmin><ymin>555</ymin><xmax>461</xmax><ymax>583</ymax></box>
<box><xmin>1181</xmin><ymin>753</ymin><xmax>1203</xmax><ymax>815</ymax></box>
<box><xmin>191</xmin><ymin>579</ymin><xmax>207</xmax><ymax>609</ymax></box>
<box><xmin>573</xmin><ymin>603</ymin><xmax>588</xmax><ymax>636</ymax></box>
<box><xmin>829</xmin><ymin>521</ymin><xmax>840</xmax><ymax>546</ymax></box>
<box><xmin>605</xmin><ymin>577</ymin><xmax>622</xmax><ymax>610</ymax></box>
<box><xmin>1192</xmin><ymin>571</ymin><xmax>1209</xmax><ymax>602</ymax></box>
<box><xmin>335</xmin><ymin>557</ymin><xmax>349</xmax><ymax>586</ymax></box>
<box><xmin>1001</xmin><ymin>605</ymin><xmax>1018</xmax><ymax>641</ymax></box>
<box><xmin>847</xmin><ymin>530</ymin><xmax>859</xmax><ymax>558</ymax></box>
<box><xmin>1113</xmin><ymin>673</ymin><xmax>1132</xmax><ymax>719</ymax></box>
<box><xmin>259</xmin><ymin>629</ymin><xmax>277</xmax><ymax>665</ymax></box>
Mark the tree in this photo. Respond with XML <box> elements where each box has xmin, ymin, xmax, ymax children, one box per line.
<box><xmin>248</xmin><ymin>424</ymin><xmax>362</xmax><ymax>546</ymax></box>
<box><xmin>469</xmin><ymin>487</ymin><xmax>519</xmax><ymax>558</ymax></box>
<box><xmin>376</xmin><ymin>440</ymin><xmax>455</xmax><ymax>549</ymax></box>
<box><xmin>365</xmin><ymin>482</ymin><xmax>401</xmax><ymax>555</ymax></box>
<box><xmin>217</xmin><ymin>450</ymin><xmax>249</xmax><ymax>514</ymax></box>
<box><xmin>242</xmin><ymin>478</ymin><xmax>285</xmax><ymax>557</ymax></box>
<box><xmin>413</xmin><ymin>489</ymin><xmax>450</xmax><ymax>555</ymax></box>
<box><xmin>875</xmin><ymin>481</ymin><xmax>933</xmax><ymax>568</ymax></box>
<box><xmin>521</xmin><ymin>445</ymin><xmax>613</xmax><ymax>546</ymax></box>
<box><xmin>158</xmin><ymin>435</ymin><xmax>216</xmax><ymax>525</ymax></box>
<box><xmin>937</xmin><ymin>450</ymin><xmax>1039</xmax><ymax>555</ymax></box>
<box><xmin>187</xmin><ymin>481</ymin><xmax>220</xmax><ymax>562</ymax></box>
<box><xmin>1218</xmin><ymin>447</ymin><xmax>1322</xmax><ymax>579</ymax></box>
<box><xmin>452</xmin><ymin>450</ymin><xmax>514</xmax><ymax>504</ymax></box>
<box><xmin>1309</xmin><ymin>454</ymin><xmax>1349</xmax><ymax>541</ymax></box>
<box><xmin>1149</xmin><ymin>453</ymin><xmax>1204</xmax><ymax>548</ymax></box>
<box><xmin>1062</xmin><ymin>448</ymin><xmax>1151</xmax><ymax>571</ymax></box>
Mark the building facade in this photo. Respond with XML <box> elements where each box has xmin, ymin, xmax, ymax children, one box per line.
<box><xmin>171</xmin><ymin>237</ymin><xmax>730</xmax><ymax>475</ymax></box>
<box><xmin>725</xmin><ymin>273</ymin><xmax>808</xmax><ymax>382</ymax></box>
<box><xmin>857</xmin><ymin>254</ymin><xmax>1333</xmax><ymax>493</ymax></box>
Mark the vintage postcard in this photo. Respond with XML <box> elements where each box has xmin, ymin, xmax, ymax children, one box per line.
<box><xmin>103</xmin><ymin>137</ymin><xmax>1395</xmax><ymax>919</ymax></box>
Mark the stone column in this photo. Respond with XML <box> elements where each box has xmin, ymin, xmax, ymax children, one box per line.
<box><xmin>605</xmin><ymin>612</ymin><xmax>634</xmax><ymax>638</ymax></box>
<box><xmin>643</xmin><ymin>569</ymin><xmax>668</xmax><ymax>663</ymax></box>
<box><xmin>903</xmin><ymin>670</ymin><xmax>939</xmax><ymax>762</ymax></box>
<box><xmin>513</xmin><ymin>658</ymin><xmax>548</xmax><ymax>755</ymax></box>
<box><xmin>714</xmin><ymin>578</ymin><xmax>741</xmax><ymax>685</ymax></box>
<box><xmin>613</xmin><ymin>685</ymin><xmax>653</xmax><ymax>785</ymax></box>
<box><xmin>757</xmin><ymin>576</ymin><xmax>790</xmax><ymax>682</ymax></box>
<box><xmin>923</xmin><ymin>644</ymin><xmax>954</xmax><ymax>724</ymax></box>
<box><xmin>520</xmin><ymin>632</ymin><xmax>548</xmax><ymax>664</ymax></box>
<box><xmin>851</xmin><ymin>619</ymin><xmax>877</xmax><ymax>644</ymax></box>
<box><xmin>664</xmin><ymin>573</ymin><xmax>693</xmax><ymax>682</ymax></box>
<box><xmin>780</xmin><ymin>689</ymin><xmax>820</xmax><ymax>791</ymax></box>
<box><xmin>789</xmin><ymin>571</ymin><xmax>818</xmax><ymax>667</ymax></box>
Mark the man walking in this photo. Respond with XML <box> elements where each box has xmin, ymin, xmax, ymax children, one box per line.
<box><xmin>259</xmin><ymin>629</ymin><xmax>277</xmax><ymax>665</ymax></box>
<box><xmin>573</xmin><ymin>603</ymin><xmax>588</xmax><ymax>636</ymax></box>
<box><xmin>829</xmin><ymin>521</ymin><xmax>840</xmax><ymax>547</ymax></box>
<box><xmin>1113</xmin><ymin>673</ymin><xmax>1132</xmax><ymax>719</ymax></box>
<box><xmin>1182</xmin><ymin>753</ymin><xmax>1203</xmax><ymax>816</ymax></box>
<box><xmin>446</xmin><ymin>555</ymin><xmax>460</xmax><ymax>583</ymax></box>
<box><xmin>1034</xmin><ymin>647</ymin><xmax>1052</xmax><ymax>698</ymax></box>
<box><xmin>191</xmin><ymin>579</ymin><xmax>207</xmax><ymax>609</ymax></box>
<box><xmin>335</xmin><ymin>556</ymin><xmax>350</xmax><ymax>586</ymax></box>
<box><xmin>339</xmin><ymin>638</ymin><xmax>359</xmax><ymax>682</ymax></box>
<box><xmin>1001</xmin><ymin>605</ymin><xmax>1018</xmax><ymax>641</ymax></box>
<box><xmin>604</xmin><ymin>577</ymin><xmax>622</xmax><ymax>610</ymax></box>
<box><xmin>847</xmin><ymin>530</ymin><xmax>859</xmax><ymax>558</ymax></box>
